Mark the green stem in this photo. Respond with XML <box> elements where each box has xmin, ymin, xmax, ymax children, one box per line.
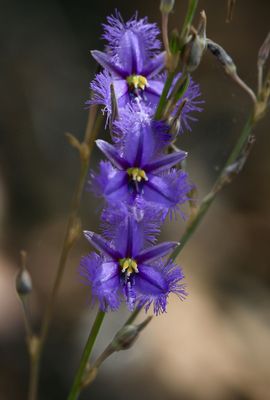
<box><xmin>124</xmin><ymin>307</ymin><xmax>142</xmax><ymax>326</ymax></box>
<box><xmin>171</xmin><ymin>111</ymin><xmax>256</xmax><ymax>261</ymax></box>
<box><xmin>28</xmin><ymin>353</ymin><xmax>40</xmax><ymax>400</ymax></box>
<box><xmin>67</xmin><ymin>310</ymin><xmax>105</xmax><ymax>400</ymax></box>
<box><xmin>224</xmin><ymin>114</ymin><xmax>254</xmax><ymax>168</ymax></box>
<box><xmin>180</xmin><ymin>0</ymin><xmax>199</xmax><ymax>42</ymax></box>
<box><xmin>155</xmin><ymin>72</ymin><xmax>175</xmax><ymax>120</ymax></box>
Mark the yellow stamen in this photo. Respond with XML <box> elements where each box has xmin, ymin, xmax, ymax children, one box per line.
<box><xmin>119</xmin><ymin>258</ymin><xmax>139</xmax><ymax>277</ymax></box>
<box><xmin>126</xmin><ymin>75</ymin><xmax>148</xmax><ymax>91</ymax></box>
<box><xmin>127</xmin><ymin>167</ymin><xmax>148</xmax><ymax>182</ymax></box>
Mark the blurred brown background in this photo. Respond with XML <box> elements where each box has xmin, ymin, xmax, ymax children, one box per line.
<box><xmin>0</xmin><ymin>0</ymin><xmax>270</xmax><ymax>399</ymax></box>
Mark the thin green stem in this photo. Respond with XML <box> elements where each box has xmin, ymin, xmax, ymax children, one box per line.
<box><xmin>180</xmin><ymin>0</ymin><xmax>199</xmax><ymax>42</ymax></box>
<box><xmin>171</xmin><ymin>111</ymin><xmax>256</xmax><ymax>261</ymax></box>
<box><xmin>124</xmin><ymin>307</ymin><xmax>142</xmax><ymax>326</ymax></box>
<box><xmin>28</xmin><ymin>353</ymin><xmax>40</xmax><ymax>400</ymax></box>
<box><xmin>21</xmin><ymin>296</ymin><xmax>33</xmax><ymax>341</ymax></box>
<box><xmin>224</xmin><ymin>114</ymin><xmax>254</xmax><ymax>168</ymax></box>
<box><xmin>67</xmin><ymin>310</ymin><xmax>105</xmax><ymax>400</ymax></box>
<box><xmin>155</xmin><ymin>72</ymin><xmax>175</xmax><ymax>120</ymax></box>
<box><xmin>162</xmin><ymin>12</ymin><xmax>170</xmax><ymax>55</ymax></box>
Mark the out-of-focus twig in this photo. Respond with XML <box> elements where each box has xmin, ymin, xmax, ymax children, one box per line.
<box><xmin>226</xmin><ymin>0</ymin><xmax>236</xmax><ymax>23</ymax></box>
<box><xmin>257</xmin><ymin>32</ymin><xmax>270</xmax><ymax>95</ymax></box>
<box><xmin>27</xmin><ymin>103</ymin><xmax>101</xmax><ymax>400</ymax></box>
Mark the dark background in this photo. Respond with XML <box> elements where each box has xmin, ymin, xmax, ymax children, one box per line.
<box><xmin>0</xmin><ymin>1</ymin><xmax>270</xmax><ymax>399</ymax></box>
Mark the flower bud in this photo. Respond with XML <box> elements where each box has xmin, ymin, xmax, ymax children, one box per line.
<box><xmin>16</xmin><ymin>267</ymin><xmax>32</xmax><ymax>296</ymax></box>
<box><xmin>181</xmin><ymin>11</ymin><xmax>207</xmax><ymax>72</ymax></box>
<box><xmin>111</xmin><ymin>325</ymin><xmax>139</xmax><ymax>351</ymax></box>
<box><xmin>206</xmin><ymin>39</ymin><xmax>236</xmax><ymax>76</ymax></box>
<box><xmin>160</xmin><ymin>0</ymin><xmax>175</xmax><ymax>14</ymax></box>
<box><xmin>111</xmin><ymin>316</ymin><xmax>152</xmax><ymax>351</ymax></box>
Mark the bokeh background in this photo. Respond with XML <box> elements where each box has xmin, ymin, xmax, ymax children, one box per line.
<box><xmin>0</xmin><ymin>0</ymin><xmax>270</xmax><ymax>399</ymax></box>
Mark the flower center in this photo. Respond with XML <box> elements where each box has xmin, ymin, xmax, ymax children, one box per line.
<box><xmin>126</xmin><ymin>75</ymin><xmax>148</xmax><ymax>91</ymax></box>
<box><xmin>119</xmin><ymin>258</ymin><xmax>139</xmax><ymax>277</ymax></box>
<box><xmin>127</xmin><ymin>167</ymin><xmax>148</xmax><ymax>182</ymax></box>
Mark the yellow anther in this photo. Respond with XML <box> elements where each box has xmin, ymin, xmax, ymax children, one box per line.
<box><xmin>126</xmin><ymin>75</ymin><xmax>148</xmax><ymax>91</ymax></box>
<box><xmin>127</xmin><ymin>167</ymin><xmax>148</xmax><ymax>182</ymax></box>
<box><xmin>119</xmin><ymin>258</ymin><xmax>139</xmax><ymax>276</ymax></box>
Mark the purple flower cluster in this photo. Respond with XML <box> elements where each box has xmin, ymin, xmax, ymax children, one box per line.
<box><xmin>81</xmin><ymin>12</ymin><xmax>202</xmax><ymax>314</ymax></box>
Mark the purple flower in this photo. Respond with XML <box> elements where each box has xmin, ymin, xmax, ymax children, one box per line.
<box><xmin>88</xmin><ymin>69</ymin><xmax>202</xmax><ymax>132</ymax></box>
<box><xmin>91</xmin><ymin>115</ymin><xmax>191</xmax><ymax>216</ymax></box>
<box><xmin>80</xmin><ymin>206</ymin><xmax>186</xmax><ymax>314</ymax></box>
<box><xmin>89</xmin><ymin>12</ymin><xmax>166</xmax><ymax>111</ymax></box>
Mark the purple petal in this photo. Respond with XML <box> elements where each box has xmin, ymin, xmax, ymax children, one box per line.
<box><xmin>136</xmin><ymin>264</ymin><xmax>168</xmax><ymax>294</ymax></box>
<box><xmin>91</xmin><ymin>50</ymin><xmax>127</xmax><ymax>77</ymax></box>
<box><xmin>141</xmin><ymin>52</ymin><xmax>166</xmax><ymax>78</ymax></box>
<box><xmin>102</xmin><ymin>12</ymin><xmax>161</xmax><ymax>59</ymax></box>
<box><xmin>120</xmin><ymin>119</ymin><xmax>156</xmax><ymax>168</ymax></box>
<box><xmin>84</xmin><ymin>230</ymin><xmax>121</xmax><ymax>260</ymax></box>
<box><xmin>80</xmin><ymin>253</ymin><xmax>121</xmax><ymax>311</ymax></box>
<box><xmin>91</xmin><ymin>161</ymin><xmax>129</xmax><ymax>203</ymax></box>
<box><xmin>96</xmin><ymin>140</ymin><xmax>129</xmax><ymax>170</ymax></box>
<box><xmin>104</xmin><ymin>211</ymin><xmax>144</xmax><ymax>259</ymax></box>
<box><xmin>170</xmin><ymin>73</ymin><xmax>203</xmax><ymax>134</ymax></box>
<box><xmin>101</xmin><ymin>204</ymin><xmax>162</xmax><ymax>256</ymax></box>
<box><xmin>144</xmin><ymin>151</ymin><xmax>187</xmax><ymax>174</ymax></box>
<box><xmin>136</xmin><ymin>241</ymin><xmax>178</xmax><ymax>264</ymax></box>
<box><xmin>143</xmin><ymin>172</ymin><xmax>191</xmax><ymax>212</ymax></box>
<box><xmin>88</xmin><ymin>70</ymin><xmax>112</xmax><ymax>117</ymax></box>
<box><xmin>135</xmin><ymin>261</ymin><xmax>187</xmax><ymax>314</ymax></box>
<box><xmin>146</xmin><ymin>79</ymin><xmax>164</xmax><ymax>96</ymax></box>
<box><xmin>113</xmin><ymin>79</ymin><xmax>129</xmax><ymax>102</ymax></box>
<box><xmin>118</xmin><ymin>30</ymin><xmax>146</xmax><ymax>74</ymax></box>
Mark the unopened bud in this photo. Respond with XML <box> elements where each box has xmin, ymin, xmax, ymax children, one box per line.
<box><xmin>182</xmin><ymin>12</ymin><xmax>207</xmax><ymax>72</ymax></box>
<box><xmin>206</xmin><ymin>39</ymin><xmax>236</xmax><ymax>75</ymax></box>
<box><xmin>16</xmin><ymin>251</ymin><xmax>32</xmax><ymax>296</ymax></box>
<box><xmin>207</xmin><ymin>38</ymin><xmax>256</xmax><ymax>103</ymax></box>
<box><xmin>160</xmin><ymin>0</ymin><xmax>175</xmax><ymax>14</ymax></box>
<box><xmin>111</xmin><ymin>325</ymin><xmax>139</xmax><ymax>351</ymax></box>
<box><xmin>112</xmin><ymin>316</ymin><xmax>152</xmax><ymax>351</ymax></box>
<box><xmin>197</xmin><ymin>10</ymin><xmax>207</xmax><ymax>41</ymax></box>
<box><xmin>16</xmin><ymin>267</ymin><xmax>32</xmax><ymax>296</ymax></box>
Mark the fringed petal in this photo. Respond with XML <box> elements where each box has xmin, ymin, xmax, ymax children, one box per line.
<box><xmin>80</xmin><ymin>253</ymin><xmax>121</xmax><ymax>311</ymax></box>
<box><xmin>136</xmin><ymin>261</ymin><xmax>187</xmax><ymax>314</ymax></box>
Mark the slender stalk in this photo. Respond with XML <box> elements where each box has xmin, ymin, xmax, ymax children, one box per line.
<box><xmin>171</xmin><ymin>111</ymin><xmax>256</xmax><ymax>261</ymax></box>
<box><xmin>124</xmin><ymin>307</ymin><xmax>142</xmax><ymax>326</ymax></box>
<box><xmin>155</xmin><ymin>72</ymin><xmax>175</xmax><ymax>120</ymax></box>
<box><xmin>21</xmin><ymin>297</ymin><xmax>33</xmax><ymax>341</ymax></box>
<box><xmin>27</xmin><ymin>105</ymin><xmax>99</xmax><ymax>400</ymax></box>
<box><xmin>67</xmin><ymin>309</ymin><xmax>105</xmax><ymax>400</ymax></box>
<box><xmin>162</xmin><ymin>12</ymin><xmax>170</xmax><ymax>55</ymax></box>
<box><xmin>180</xmin><ymin>0</ymin><xmax>199</xmax><ymax>42</ymax></box>
<box><xmin>28</xmin><ymin>352</ymin><xmax>40</xmax><ymax>400</ymax></box>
